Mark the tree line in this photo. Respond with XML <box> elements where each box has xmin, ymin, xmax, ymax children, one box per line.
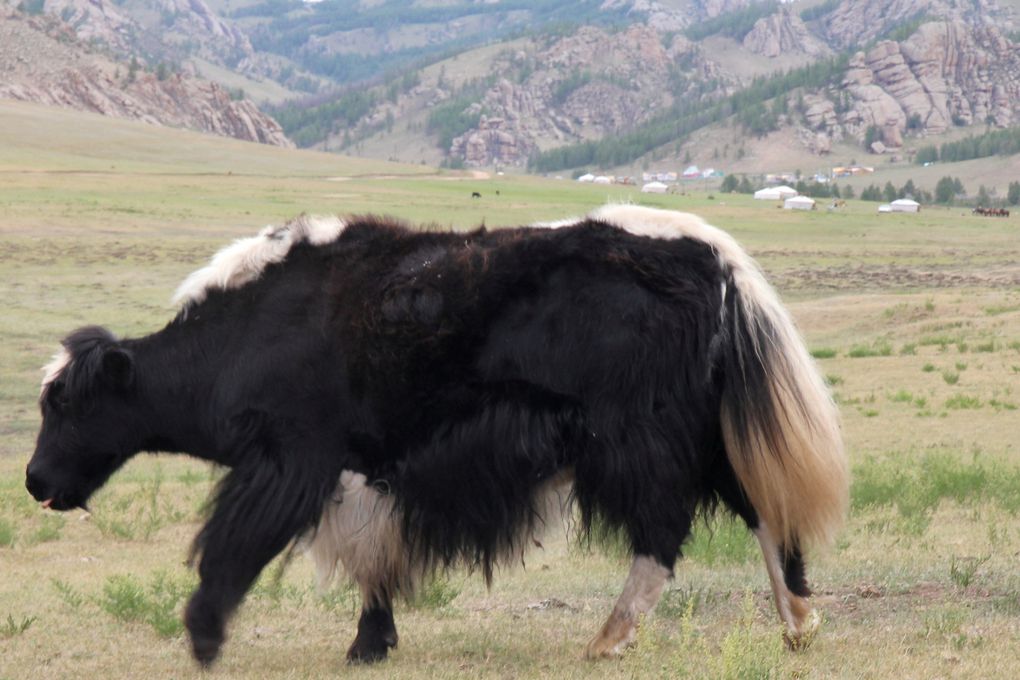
<box><xmin>719</xmin><ymin>175</ymin><xmax>1020</xmax><ymax>207</ymax></box>
<box><xmin>915</xmin><ymin>126</ymin><xmax>1020</xmax><ymax>164</ymax></box>
<box><xmin>529</xmin><ymin>54</ymin><xmax>849</xmax><ymax>172</ymax></box>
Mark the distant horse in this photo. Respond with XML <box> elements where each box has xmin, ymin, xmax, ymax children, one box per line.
<box><xmin>973</xmin><ymin>207</ymin><xmax>1010</xmax><ymax>217</ymax></box>
<box><xmin>471</xmin><ymin>191</ymin><xmax>481</xmax><ymax>198</ymax></box>
<box><xmin>26</xmin><ymin>206</ymin><xmax>847</xmax><ymax>667</ymax></box>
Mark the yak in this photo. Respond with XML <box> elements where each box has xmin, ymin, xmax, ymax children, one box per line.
<box><xmin>26</xmin><ymin>205</ymin><xmax>848</xmax><ymax>667</ymax></box>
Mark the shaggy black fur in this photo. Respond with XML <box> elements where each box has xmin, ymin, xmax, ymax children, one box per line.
<box><xmin>26</xmin><ymin>215</ymin><xmax>806</xmax><ymax>666</ymax></box>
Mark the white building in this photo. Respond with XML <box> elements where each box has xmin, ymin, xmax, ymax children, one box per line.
<box><xmin>784</xmin><ymin>195</ymin><xmax>816</xmax><ymax>210</ymax></box>
<box><xmin>890</xmin><ymin>198</ymin><xmax>921</xmax><ymax>213</ymax></box>
<box><xmin>641</xmin><ymin>181</ymin><xmax>668</xmax><ymax>194</ymax></box>
<box><xmin>754</xmin><ymin>185</ymin><xmax>798</xmax><ymax>200</ymax></box>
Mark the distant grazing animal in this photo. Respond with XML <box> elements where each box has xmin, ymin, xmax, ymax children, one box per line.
<box><xmin>471</xmin><ymin>191</ymin><xmax>481</xmax><ymax>198</ymax></box>
<box><xmin>26</xmin><ymin>206</ymin><xmax>848</xmax><ymax>667</ymax></box>
<box><xmin>972</xmin><ymin>206</ymin><xmax>1010</xmax><ymax>217</ymax></box>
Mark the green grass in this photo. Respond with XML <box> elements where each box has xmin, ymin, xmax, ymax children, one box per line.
<box><xmin>847</xmin><ymin>341</ymin><xmax>893</xmax><ymax>358</ymax></box>
<box><xmin>99</xmin><ymin>571</ymin><xmax>194</xmax><ymax>638</ymax></box>
<box><xmin>945</xmin><ymin>394</ymin><xmax>982</xmax><ymax>410</ymax></box>
<box><xmin>1</xmin><ymin>613</ymin><xmax>36</xmax><ymax>639</ymax></box>
<box><xmin>684</xmin><ymin>514</ymin><xmax>758</xmax><ymax>567</ymax></box>
<box><xmin>3</xmin><ymin>104</ymin><xmax>1020</xmax><ymax>678</ymax></box>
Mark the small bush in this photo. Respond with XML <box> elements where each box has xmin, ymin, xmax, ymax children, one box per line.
<box><xmin>922</xmin><ymin>363</ymin><xmax>936</xmax><ymax>373</ymax></box>
<box><xmin>990</xmin><ymin>399</ymin><xmax>1018</xmax><ymax>411</ymax></box>
<box><xmin>942</xmin><ymin>370</ymin><xmax>959</xmax><ymax>385</ymax></box>
<box><xmin>945</xmin><ymin>394</ymin><xmax>981</xmax><ymax>410</ymax></box>
<box><xmin>100</xmin><ymin>571</ymin><xmax>193</xmax><ymax>638</ymax></box>
<box><xmin>657</xmin><ymin>584</ymin><xmax>705</xmax><ymax>619</ymax></box>
<box><xmin>950</xmin><ymin>555</ymin><xmax>989</xmax><ymax>588</ymax></box>
<box><xmin>0</xmin><ymin>519</ymin><xmax>14</xmax><ymax>548</ymax></box>
<box><xmin>973</xmin><ymin>340</ymin><xmax>996</xmax><ymax>353</ymax></box>
<box><xmin>1</xmin><ymin>613</ymin><xmax>37</xmax><ymax>639</ymax></box>
<box><xmin>810</xmin><ymin>347</ymin><xmax>837</xmax><ymax>359</ymax></box>
<box><xmin>30</xmin><ymin>515</ymin><xmax>64</xmax><ymax>544</ymax></box>
<box><xmin>52</xmin><ymin>579</ymin><xmax>85</xmax><ymax>610</ymax></box>
<box><xmin>889</xmin><ymin>390</ymin><xmax>913</xmax><ymax>403</ymax></box>
<box><xmin>685</xmin><ymin>513</ymin><xmax>757</xmax><ymax>566</ymax></box>
<box><xmin>848</xmin><ymin>342</ymin><xmax>893</xmax><ymax>358</ymax></box>
<box><xmin>410</xmin><ymin>575</ymin><xmax>461</xmax><ymax>610</ymax></box>
<box><xmin>713</xmin><ymin>592</ymin><xmax>783</xmax><ymax>680</ymax></box>
<box><xmin>899</xmin><ymin>343</ymin><xmax>917</xmax><ymax>356</ymax></box>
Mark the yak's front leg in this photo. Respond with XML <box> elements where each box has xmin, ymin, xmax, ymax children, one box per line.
<box><xmin>186</xmin><ymin>457</ymin><xmax>334</xmax><ymax>666</ymax></box>
<box><xmin>585</xmin><ymin>554</ymin><xmax>672</xmax><ymax>658</ymax></box>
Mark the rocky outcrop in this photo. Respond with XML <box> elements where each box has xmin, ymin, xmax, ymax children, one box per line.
<box><xmin>156</xmin><ymin>0</ymin><xmax>255</xmax><ymax>64</ymax></box>
<box><xmin>795</xmin><ymin>19</ymin><xmax>1020</xmax><ymax>154</ymax></box>
<box><xmin>600</xmin><ymin>0</ymin><xmax>690</xmax><ymax>31</ymax></box>
<box><xmin>40</xmin><ymin>0</ymin><xmax>135</xmax><ymax>52</ymax></box>
<box><xmin>821</xmin><ymin>0</ymin><xmax>1003</xmax><ymax>50</ymax></box>
<box><xmin>842</xmin><ymin>22</ymin><xmax>1020</xmax><ymax>139</ymax></box>
<box><xmin>697</xmin><ymin>0</ymin><xmax>754</xmax><ymax>20</ymax></box>
<box><xmin>743</xmin><ymin>9</ymin><xmax>832</xmax><ymax>58</ymax></box>
<box><xmin>0</xmin><ymin>7</ymin><xmax>291</xmax><ymax>145</ymax></box>
<box><xmin>450</xmin><ymin>115</ymin><xmax>534</xmax><ymax>167</ymax></box>
<box><xmin>444</xmin><ymin>25</ymin><xmax>723</xmax><ymax>166</ymax></box>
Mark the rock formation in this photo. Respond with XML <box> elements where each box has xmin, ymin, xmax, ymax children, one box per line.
<box><xmin>446</xmin><ymin>25</ymin><xmax>722</xmax><ymax>166</ymax></box>
<box><xmin>793</xmin><ymin>19</ymin><xmax>1019</xmax><ymax>154</ymax></box>
<box><xmin>842</xmin><ymin>22</ymin><xmax>1020</xmax><ymax>140</ymax></box>
<box><xmin>743</xmin><ymin>9</ymin><xmax>832</xmax><ymax>58</ymax></box>
<box><xmin>0</xmin><ymin>7</ymin><xmax>291</xmax><ymax>146</ymax></box>
<box><xmin>821</xmin><ymin>0</ymin><xmax>1004</xmax><ymax>51</ymax></box>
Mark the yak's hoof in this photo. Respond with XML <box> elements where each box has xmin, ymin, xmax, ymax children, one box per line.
<box><xmin>584</xmin><ymin>614</ymin><xmax>637</xmax><ymax>660</ymax></box>
<box><xmin>783</xmin><ymin>609</ymin><xmax>821</xmax><ymax>651</ymax></box>
<box><xmin>346</xmin><ymin>636</ymin><xmax>394</xmax><ymax>664</ymax></box>
<box><xmin>185</xmin><ymin>597</ymin><xmax>224</xmax><ymax>668</ymax></box>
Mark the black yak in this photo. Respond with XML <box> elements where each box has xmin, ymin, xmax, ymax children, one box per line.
<box><xmin>26</xmin><ymin>205</ymin><xmax>848</xmax><ymax>666</ymax></box>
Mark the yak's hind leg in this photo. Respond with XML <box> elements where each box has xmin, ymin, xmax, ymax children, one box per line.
<box><xmin>754</xmin><ymin>522</ymin><xmax>819</xmax><ymax>650</ymax></box>
<box><xmin>713</xmin><ymin>450</ymin><xmax>819</xmax><ymax>649</ymax></box>
<box><xmin>585</xmin><ymin>554</ymin><xmax>675</xmax><ymax>659</ymax></box>
<box><xmin>308</xmin><ymin>470</ymin><xmax>406</xmax><ymax>664</ymax></box>
<box><xmin>347</xmin><ymin>592</ymin><xmax>398</xmax><ymax>663</ymax></box>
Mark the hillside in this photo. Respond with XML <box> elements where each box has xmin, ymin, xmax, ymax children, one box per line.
<box><xmin>4</xmin><ymin>0</ymin><xmax>1020</xmax><ymax>175</ymax></box>
<box><xmin>269</xmin><ymin>0</ymin><xmax>1020</xmax><ymax>174</ymax></box>
<box><xmin>0</xmin><ymin>4</ymin><xmax>291</xmax><ymax>145</ymax></box>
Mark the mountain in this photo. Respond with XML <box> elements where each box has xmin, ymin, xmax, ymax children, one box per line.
<box><xmin>0</xmin><ymin>3</ymin><xmax>291</xmax><ymax>145</ymax></box>
<box><xmin>4</xmin><ymin>0</ymin><xmax>1020</xmax><ymax>171</ymax></box>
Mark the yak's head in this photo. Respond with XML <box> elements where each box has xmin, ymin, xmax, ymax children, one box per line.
<box><xmin>26</xmin><ymin>327</ymin><xmax>139</xmax><ymax>511</ymax></box>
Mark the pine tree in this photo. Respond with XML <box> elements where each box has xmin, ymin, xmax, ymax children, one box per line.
<box><xmin>883</xmin><ymin>181</ymin><xmax>897</xmax><ymax>203</ymax></box>
<box><xmin>935</xmin><ymin>176</ymin><xmax>956</xmax><ymax>204</ymax></box>
<box><xmin>1008</xmin><ymin>181</ymin><xmax>1020</xmax><ymax>206</ymax></box>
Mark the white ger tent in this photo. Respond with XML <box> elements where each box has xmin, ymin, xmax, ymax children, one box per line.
<box><xmin>783</xmin><ymin>195</ymin><xmax>816</xmax><ymax>210</ymax></box>
<box><xmin>641</xmin><ymin>181</ymin><xmax>668</xmax><ymax>194</ymax></box>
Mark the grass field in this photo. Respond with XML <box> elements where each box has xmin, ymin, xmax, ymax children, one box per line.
<box><xmin>2</xmin><ymin>102</ymin><xmax>1020</xmax><ymax>679</ymax></box>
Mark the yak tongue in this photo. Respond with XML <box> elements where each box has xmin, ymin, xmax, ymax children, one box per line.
<box><xmin>41</xmin><ymin>498</ymin><xmax>53</xmax><ymax>509</ymax></box>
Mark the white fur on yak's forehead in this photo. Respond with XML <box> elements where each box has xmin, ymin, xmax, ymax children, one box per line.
<box><xmin>172</xmin><ymin>215</ymin><xmax>346</xmax><ymax>308</ymax></box>
<box><xmin>40</xmin><ymin>348</ymin><xmax>71</xmax><ymax>393</ymax></box>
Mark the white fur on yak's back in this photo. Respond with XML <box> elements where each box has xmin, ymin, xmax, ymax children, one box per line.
<box><xmin>172</xmin><ymin>215</ymin><xmax>345</xmax><ymax>309</ymax></box>
<box><xmin>582</xmin><ymin>205</ymin><xmax>848</xmax><ymax>553</ymax></box>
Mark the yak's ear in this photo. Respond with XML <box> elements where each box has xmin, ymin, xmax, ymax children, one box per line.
<box><xmin>101</xmin><ymin>347</ymin><xmax>135</xmax><ymax>391</ymax></box>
